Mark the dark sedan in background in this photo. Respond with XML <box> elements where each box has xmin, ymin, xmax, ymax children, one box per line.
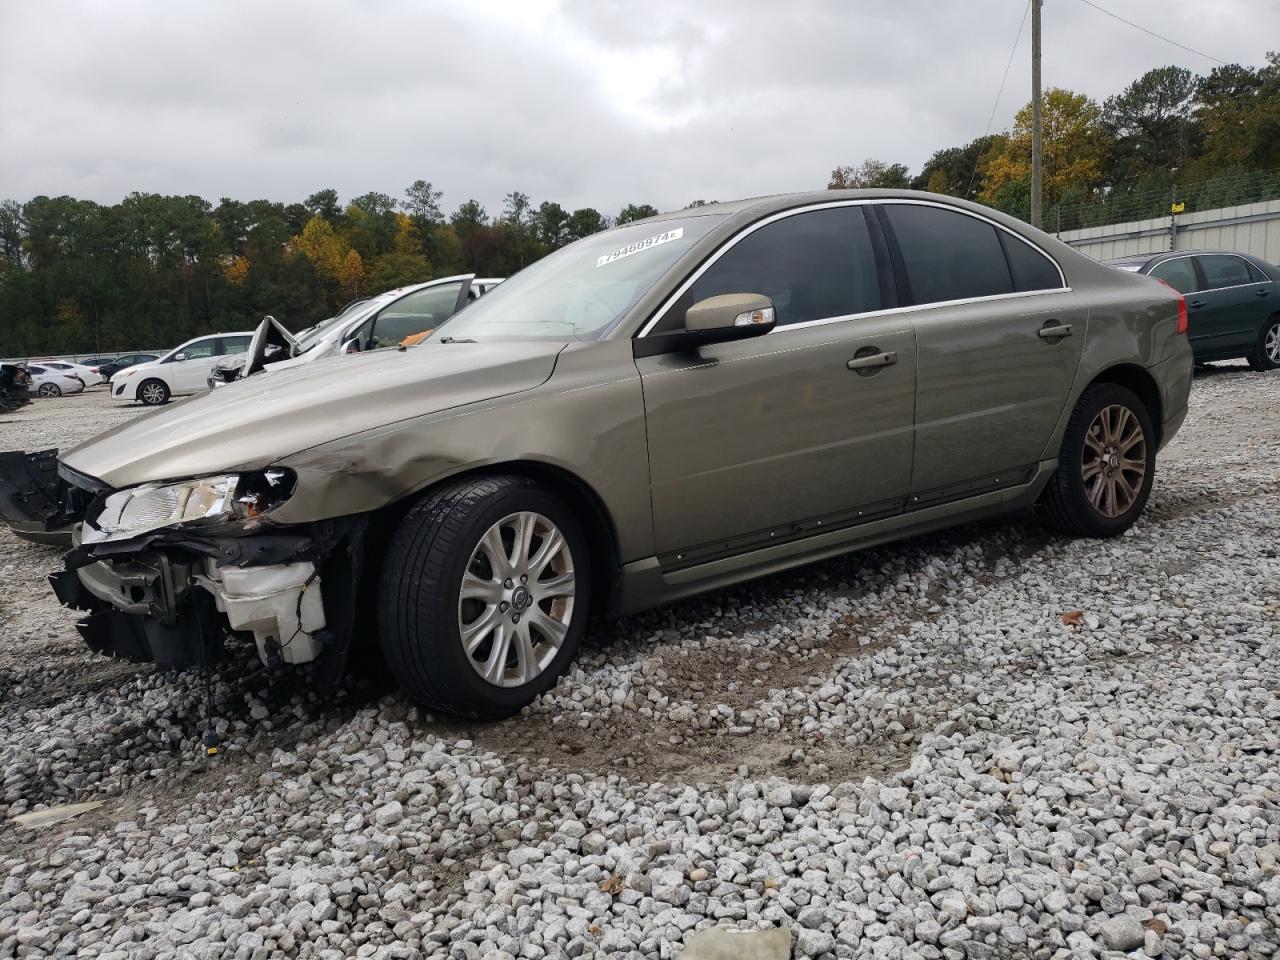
<box><xmin>99</xmin><ymin>353</ymin><xmax>159</xmax><ymax>381</ymax></box>
<box><xmin>1105</xmin><ymin>250</ymin><xmax>1280</xmax><ymax>370</ymax></box>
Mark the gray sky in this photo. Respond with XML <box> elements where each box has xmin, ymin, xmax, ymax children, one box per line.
<box><xmin>2</xmin><ymin>0</ymin><xmax>1275</xmax><ymax>218</ymax></box>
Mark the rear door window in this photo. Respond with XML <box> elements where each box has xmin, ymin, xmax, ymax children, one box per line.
<box><xmin>1149</xmin><ymin>258</ymin><xmax>1198</xmax><ymax>294</ymax></box>
<box><xmin>881</xmin><ymin>203</ymin><xmax>1013</xmax><ymax>304</ymax></box>
<box><xmin>1197</xmin><ymin>254</ymin><xmax>1253</xmax><ymax>290</ymax></box>
<box><xmin>218</xmin><ymin>336</ymin><xmax>251</xmax><ymax>355</ymax></box>
<box><xmin>658</xmin><ymin>205</ymin><xmax>883</xmax><ymax>333</ymax></box>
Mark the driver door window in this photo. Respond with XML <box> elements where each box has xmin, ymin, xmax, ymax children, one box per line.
<box><xmin>366</xmin><ymin>283</ymin><xmax>465</xmax><ymax>348</ymax></box>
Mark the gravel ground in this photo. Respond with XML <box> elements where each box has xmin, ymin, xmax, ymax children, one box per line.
<box><xmin>1</xmin><ymin>370</ymin><xmax>1278</xmax><ymax>960</ymax></box>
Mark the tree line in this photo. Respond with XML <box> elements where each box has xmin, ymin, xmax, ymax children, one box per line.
<box><xmin>0</xmin><ymin>183</ymin><xmax>664</xmax><ymax>357</ymax></box>
<box><xmin>829</xmin><ymin>54</ymin><xmax>1280</xmax><ymax>226</ymax></box>
<box><xmin>2</xmin><ymin>54</ymin><xmax>1276</xmax><ymax>357</ymax></box>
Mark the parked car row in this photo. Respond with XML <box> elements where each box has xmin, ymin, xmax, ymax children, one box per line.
<box><xmin>94</xmin><ymin>275</ymin><xmax>506</xmax><ymax>406</ymax></box>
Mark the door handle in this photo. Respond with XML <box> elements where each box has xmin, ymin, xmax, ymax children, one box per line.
<box><xmin>1188</xmin><ymin>300</ymin><xmax>1206</xmax><ymax>309</ymax></box>
<box><xmin>1037</xmin><ymin>322</ymin><xmax>1072</xmax><ymax>340</ymax></box>
<box><xmin>1258</xmin><ymin>289</ymin><xmax>1271</xmax><ymax>298</ymax></box>
<box><xmin>847</xmin><ymin>351</ymin><xmax>897</xmax><ymax>370</ymax></box>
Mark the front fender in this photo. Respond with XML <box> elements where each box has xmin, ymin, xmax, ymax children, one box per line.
<box><xmin>272</xmin><ymin>340</ymin><xmax>655</xmax><ymax>563</ymax></box>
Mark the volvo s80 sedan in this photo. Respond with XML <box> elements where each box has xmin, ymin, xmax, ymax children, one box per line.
<box><xmin>0</xmin><ymin>190</ymin><xmax>1192</xmax><ymax>719</ymax></box>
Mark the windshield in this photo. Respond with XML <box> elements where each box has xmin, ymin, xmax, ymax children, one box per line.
<box><xmin>430</xmin><ymin>216</ymin><xmax>725</xmax><ymax>341</ymax></box>
<box><xmin>295</xmin><ymin>312</ymin><xmax>351</xmax><ymax>352</ymax></box>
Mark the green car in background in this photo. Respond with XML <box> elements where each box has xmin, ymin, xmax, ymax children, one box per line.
<box><xmin>1105</xmin><ymin>250</ymin><xmax>1280</xmax><ymax>370</ymax></box>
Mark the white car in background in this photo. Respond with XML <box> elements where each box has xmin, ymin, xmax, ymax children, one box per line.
<box><xmin>27</xmin><ymin>359</ymin><xmax>105</xmax><ymax>386</ymax></box>
<box><xmin>111</xmin><ymin>332</ymin><xmax>252</xmax><ymax>405</ymax></box>
<box><xmin>208</xmin><ymin>275</ymin><xmax>504</xmax><ymax>386</ymax></box>
<box><xmin>25</xmin><ymin>364</ymin><xmax>86</xmax><ymax>398</ymax></box>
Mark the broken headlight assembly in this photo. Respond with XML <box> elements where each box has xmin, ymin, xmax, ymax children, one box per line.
<box><xmin>89</xmin><ymin>469</ymin><xmax>296</xmax><ymax>541</ymax></box>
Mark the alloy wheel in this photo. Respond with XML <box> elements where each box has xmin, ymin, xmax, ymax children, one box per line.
<box><xmin>1081</xmin><ymin>403</ymin><xmax>1146</xmax><ymax>519</ymax></box>
<box><xmin>1266</xmin><ymin>322</ymin><xmax>1280</xmax><ymax>365</ymax></box>
<box><xmin>38</xmin><ymin>383</ymin><xmax>59</xmax><ymax>398</ymax></box>
<box><xmin>141</xmin><ymin>382</ymin><xmax>166</xmax><ymax>404</ymax></box>
<box><xmin>457</xmin><ymin>511</ymin><xmax>576</xmax><ymax>688</ymax></box>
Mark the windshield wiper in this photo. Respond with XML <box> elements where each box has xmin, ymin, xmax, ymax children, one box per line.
<box><xmin>439</xmin><ymin>336</ymin><xmax>476</xmax><ymax>344</ymax></box>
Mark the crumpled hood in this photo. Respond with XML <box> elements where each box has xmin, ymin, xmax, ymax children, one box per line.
<box><xmin>62</xmin><ymin>342</ymin><xmax>565</xmax><ymax>489</ymax></box>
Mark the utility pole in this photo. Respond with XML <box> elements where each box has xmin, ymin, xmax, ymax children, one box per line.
<box><xmin>1030</xmin><ymin>0</ymin><xmax>1043</xmax><ymax>228</ymax></box>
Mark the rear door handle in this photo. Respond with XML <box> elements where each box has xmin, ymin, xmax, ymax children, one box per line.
<box><xmin>847</xmin><ymin>351</ymin><xmax>897</xmax><ymax>370</ymax></box>
<box><xmin>1188</xmin><ymin>300</ymin><xmax>1206</xmax><ymax>309</ymax></box>
<box><xmin>1258</xmin><ymin>289</ymin><xmax>1272</xmax><ymax>298</ymax></box>
<box><xmin>1037</xmin><ymin>322</ymin><xmax>1072</xmax><ymax>340</ymax></box>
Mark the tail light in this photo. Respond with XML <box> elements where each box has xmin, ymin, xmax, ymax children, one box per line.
<box><xmin>1153</xmin><ymin>278</ymin><xmax>1189</xmax><ymax>335</ymax></box>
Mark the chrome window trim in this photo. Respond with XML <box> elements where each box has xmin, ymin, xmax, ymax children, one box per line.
<box><xmin>636</xmin><ymin>197</ymin><xmax>1068</xmax><ymax>338</ymax></box>
<box><xmin>1148</xmin><ymin>252</ymin><xmax>1269</xmax><ymax>293</ymax></box>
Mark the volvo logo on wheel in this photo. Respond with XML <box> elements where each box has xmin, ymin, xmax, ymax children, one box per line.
<box><xmin>511</xmin><ymin>585</ymin><xmax>531</xmax><ymax>611</ymax></box>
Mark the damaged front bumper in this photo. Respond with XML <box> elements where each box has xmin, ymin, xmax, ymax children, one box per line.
<box><xmin>55</xmin><ymin>531</ymin><xmax>327</xmax><ymax>667</ymax></box>
<box><xmin>1</xmin><ymin>448</ymin><xmax>365</xmax><ymax>677</ymax></box>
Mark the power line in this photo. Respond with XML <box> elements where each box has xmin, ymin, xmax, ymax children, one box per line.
<box><xmin>1075</xmin><ymin>0</ymin><xmax>1225</xmax><ymax>65</ymax></box>
<box><xmin>965</xmin><ymin>0</ymin><xmax>1031</xmax><ymax>199</ymax></box>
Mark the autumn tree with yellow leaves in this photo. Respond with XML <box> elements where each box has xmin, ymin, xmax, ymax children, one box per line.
<box><xmin>979</xmin><ymin>88</ymin><xmax>1109</xmax><ymax>210</ymax></box>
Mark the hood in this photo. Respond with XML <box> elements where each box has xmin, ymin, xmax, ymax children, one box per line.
<box><xmin>62</xmin><ymin>341</ymin><xmax>565</xmax><ymax>489</ymax></box>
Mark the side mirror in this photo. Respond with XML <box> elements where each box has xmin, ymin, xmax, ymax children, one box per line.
<box><xmin>342</xmin><ymin>338</ymin><xmax>362</xmax><ymax>355</ymax></box>
<box><xmin>684</xmin><ymin>293</ymin><xmax>776</xmax><ymax>339</ymax></box>
<box><xmin>172</xmin><ymin>352</ymin><xmax>187</xmax><ymax>362</ymax></box>
<box><xmin>633</xmin><ymin>293</ymin><xmax>776</xmax><ymax>357</ymax></box>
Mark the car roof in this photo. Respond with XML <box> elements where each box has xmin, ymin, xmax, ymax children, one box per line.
<box><xmin>1103</xmin><ymin>249</ymin><xmax>1262</xmax><ymax>268</ymax></box>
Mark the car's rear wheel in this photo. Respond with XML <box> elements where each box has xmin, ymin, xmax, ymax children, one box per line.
<box><xmin>1041</xmin><ymin>382</ymin><xmax>1155</xmax><ymax>538</ymax></box>
<box><xmin>138</xmin><ymin>379</ymin><xmax>170</xmax><ymax>405</ymax></box>
<box><xmin>37</xmin><ymin>382</ymin><xmax>61</xmax><ymax>398</ymax></box>
<box><xmin>1247</xmin><ymin>316</ymin><xmax>1280</xmax><ymax>372</ymax></box>
<box><xmin>377</xmin><ymin>475</ymin><xmax>590</xmax><ymax>719</ymax></box>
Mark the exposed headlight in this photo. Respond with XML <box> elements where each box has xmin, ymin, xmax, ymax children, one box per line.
<box><xmin>91</xmin><ymin>469</ymin><xmax>296</xmax><ymax>540</ymax></box>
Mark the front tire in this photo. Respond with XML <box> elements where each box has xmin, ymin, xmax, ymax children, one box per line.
<box><xmin>138</xmin><ymin>379</ymin><xmax>170</xmax><ymax>405</ymax></box>
<box><xmin>37</xmin><ymin>383</ymin><xmax>61</xmax><ymax>398</ymax></box>
<box><xmin>1247</xmin><ymin>316</ymin><xmax>1280</xmax><ymax>372</ymax></box>
<box><xmin>1041</xmin><ymin>383</ymin><xmax>1155</xmax><ymax>538</ymax></box>
<box><xmin>377</xmin><ymin>476</ymin><xmax>591</xmax><ymax>719</ymax></box>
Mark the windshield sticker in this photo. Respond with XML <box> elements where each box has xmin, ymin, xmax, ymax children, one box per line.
<box><xmin>596</xmin><ymin>227</ymin><xmax>684</xmax><ymax>268</ymax></box>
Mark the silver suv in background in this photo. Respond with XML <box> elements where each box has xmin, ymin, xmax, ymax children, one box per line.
<box><xmin>208</xmin><ymin>275</ymin><xmax>504</xmax><ymax>386</ymax></box>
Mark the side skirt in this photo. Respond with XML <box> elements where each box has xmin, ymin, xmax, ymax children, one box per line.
<box><xmin>616</xmin><ymin>460</ymin><xmax>1056</xmax><ymax>615</ymax></box>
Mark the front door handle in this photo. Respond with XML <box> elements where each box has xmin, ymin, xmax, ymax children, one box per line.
<box><xmin>1037</xmin><ymin>322</ymin><xmax>1072</xmax><ymax>340</ymax></box>
<box><xmin>847</xmin><ymin>350</ymin><xmax>897</xmax><ymax>370</ymax></box>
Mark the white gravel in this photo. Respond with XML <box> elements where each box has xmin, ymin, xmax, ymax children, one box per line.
<box><xmin>1</xmin><ymin>369</ymin><xmax>1278</xmax><ymax>959</ymax></box>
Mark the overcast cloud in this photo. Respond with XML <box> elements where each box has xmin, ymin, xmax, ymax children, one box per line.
<box><xmin>2</xmin><ymin>0</ymin><xmax>1276</xmax><ymax>217</ymax></box>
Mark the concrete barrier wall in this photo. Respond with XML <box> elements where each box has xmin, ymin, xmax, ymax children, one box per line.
<box><xmin>1059</xmin><ymin>199</ymin><xmax>1280</xmax><ymax>263</ymax></box>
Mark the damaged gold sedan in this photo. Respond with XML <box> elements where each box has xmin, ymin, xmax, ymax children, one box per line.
<box><xmin>0</xmin><ymin>191</ymin><xmax>1193</xmax><ymax>718</ymax></box>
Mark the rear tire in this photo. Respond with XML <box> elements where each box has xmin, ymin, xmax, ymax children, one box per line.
<box><xmin>1041</xmin><ymin>383</ymin><xmax>1155</xmax><ymax>538</ymax></box>
<box><xmin>138</xmin><ymin>379</ymin><xmax>170</xmax><ymax>405</ymax></box>
<box><xmin>1247</xmin><ymin>316</ymin><xmax>1280</xmax><ymax>372</ymax></box>
<box><xmin>37</xmin><ymin>383</ymin><xmax>61</xmax><ymax>398</ymax></box>
<box><xmin>377</xmin><ymin>475</ymin><xmax>591</xmax><ymax>719</ymax></box>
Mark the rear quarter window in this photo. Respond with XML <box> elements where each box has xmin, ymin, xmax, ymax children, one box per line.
<box><xmin>1000</xmin><ymin>233</ymin><xmax>1064</xmax><ymax>291</ymax></box>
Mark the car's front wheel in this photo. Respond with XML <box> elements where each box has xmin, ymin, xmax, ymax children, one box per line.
<box><xmin>138</xmin><ymin>379</ymin><xmax>170</xmax><ymax>405</ymax></box>
<box><xmin>1041</xmin><ymin>382</ymin><xmax>1155</xmax><ymax>538</ymax></box>
<box><xmin>37</xmin><ymin>382</ymin><xmax>61</xmax><ymax>398</ymax></box>
<box><xmin>1247</xmin><ymin>315</ymin><xmax>1280</xmax><ymax>372</ymax></box>
<box><xmin>377</xmin><ymin>476</ymin><xmax>590</xmax><ymax>719</ymax></box>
